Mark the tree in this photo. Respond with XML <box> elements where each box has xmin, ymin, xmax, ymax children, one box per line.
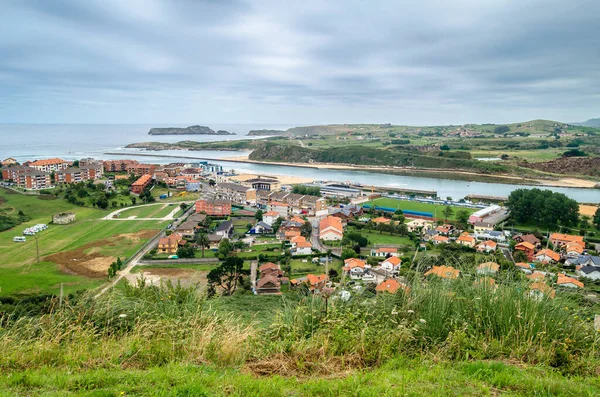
<box><xmin>580</xmin><ymin>215</ymin><xmax>591</xmax><ymax>229</ymax></box>
<box><xmin>594</xmin><ymin>208</ymin><xmax>600</xmax><ymax>229</ymax></box>
<box><xmin>301</xmin><ymin>221</ymin><xmax>312</xmax><ymax>238</ymax></box>
<box><xmin>456</xmin><ymin>209</ymin><xmax>470</xmax><ymax>227</ymax></box>
<box><xmin>207</xmin><ymin>256</ymin><xmax>247</xmax><ymax>296</ymax></box>
<box><xmin>254</xmin><ymin>209</ymin><xmax>263</xmax><ymax>221</ymax></box>
<box><xmin>208</xmin><ymin>179</ymin><xmax>216</xmax><ymax>187</ymax></box>
<box><xmin>494</xmin><ymin>125</ymin><xmax>510</xmax><ymax>134</ymax></box>
<box><xmin>442</xmin><ymin>206</ymin><xmax>454</xmax><ymax>222</ymax></box>
<box><xmin>180</xmin><ymin>203</ymin><xmax>188</xmax><ymax>211</ymax></box>
<box><xmin>72</xmin><ymin>160</ymin><xmax>79</xmax><ymax>167</ymax></box>
<box><xmin>341</xmin><ymin>248</ymin><xmax>357</xmax><ymax>260</ymax></box>
<box><xmin>176</xmin><ymin>246</ymin><xmax>195</xmax><ymax>258</ymax></box>
<box><xmin>440</xmin><ymin>144</ymin><xmax>450</xmax><ymax>150</ymax></box>
<box><xmin>131</xmin><ymin>197</ymin><xmax>137</xmax><ymax>205</ymax></box>
<box><xmin>116</xmin><ymin>257</ymin><xmax>123</xmax><ymax>270</ymax></box>
<box><xmin>218</xmin><ymin>238</ymin><xmax>233</xmax><ymax>257</ymax></box>
<box><xmin>506</xmin><ymin>188</ymin><xmax>579</xmax><ymax>228</ymax></box>
<box><xmin>196</xmin><ymin>233</ymin><xmax>210</xmax><ymax>258</ymax></box>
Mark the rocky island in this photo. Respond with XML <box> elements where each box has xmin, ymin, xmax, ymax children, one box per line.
<box><xmin>148</xmin><ymin>125</ymin><xmax>235</xmax><ymax>135</ymax></box>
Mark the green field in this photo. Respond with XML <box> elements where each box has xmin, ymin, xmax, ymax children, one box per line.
<box><xmin>289</xmin><ymin>258</ymin><xmax>341</xmax><ymax>277</ymax></box>
<box><xmin>237</xmin><ymin>243</ymin><xmax>283</xmax><ymax>258</ymax></box>
<box><xmin>365</xmin><ymin>198</ymin><xmax>477</xmax><ymax>220</ymax></box>
<box><xmin>358</xmin><ymin>230</ymin><xmax>414</xmax><ymax>246</ymax></box>
<box><xmin>117</xmin><ymin>203</ymin><xmax>177</xmax><ymax>219</ymax></box>
<box><xmin>0</xmin><ymin>188</ymin><xmax>167</xmax><ymax>296</ymax></box>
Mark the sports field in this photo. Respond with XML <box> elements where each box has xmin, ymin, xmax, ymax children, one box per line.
<box><xmin>0</xmin><ymin>188</ymin><xmax>167</xmax><ymax>295</ymax></box>
<box><xmin>117</xmin><ymin>203</ymin><xmax>177</xmax><ymax>219</ymax></box>
<box><xmin>364</xmin><ymin>198</ymin><xmax>477</xmax><ymax>220</ymax></box>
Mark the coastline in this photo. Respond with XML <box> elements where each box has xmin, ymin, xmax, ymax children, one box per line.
<box><xmin>103</xmin><ymin>151</ymin><xmax>598</xmax><ymax>190</ymax></box>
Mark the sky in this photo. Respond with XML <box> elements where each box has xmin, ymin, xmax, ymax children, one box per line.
<box><xmin>0</xmin><ymin>0</ymin><xmax>599</xmax><ymax>125</ymax></box>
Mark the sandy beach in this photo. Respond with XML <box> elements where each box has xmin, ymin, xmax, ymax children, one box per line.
<box><xmin>223</xmin><ymin>155</ymin><xmax>599</xmax><ymax>189</ymax></box>
<box><xmin>228</xmin><ymin>173</ymin><xmax>314</xmax><ymax>185</ymax></box>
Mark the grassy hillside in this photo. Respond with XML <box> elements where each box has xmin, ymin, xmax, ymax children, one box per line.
<box><xmin>125</xmin><ymin>119</ymin><xmax>600</xmax><ymax>180</ymax></box>
<box><xmin>0</xmin><ymin>188</ymin><xmax>167</xmax><ymax>296</ymax></box>
<box><xmin>1</xmin><ymin>275</ymin><xmax>599</xmax><ymax>395</ymax></box>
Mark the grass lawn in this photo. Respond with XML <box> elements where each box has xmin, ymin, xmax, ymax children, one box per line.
<box><xmin>151</xmin><ymin>187</ymin><xmax>201</xmax><ymax>203</ymax></box>
<box><xmin>208</xmin><ymin>293</ymin><xmax>290</xmax><ymax>327</ymax></box>
<box><xmin>117</xmin><ymin>203</ymin><xmax>177</xmax><ymax>219</ymax></box>
<box><xmin>2</xmin><ymin>358</ymin><xmax>599</xmax><ymax>396</ymax></box>
<box><xmin>289</xmin><ymin>258</ymin><xmax>341</xmax><ymax>277</ymax></box>
<box><xmin>347</xmin><ymin>227</ymin><xmax>414</xmax><ymax>246</ymax></box>
<box><xmin>0</xmin><ymin>188</ymin><xmax>168</xmax><ymax>296</ymax></box>
<box><xmin>237</xmin><ymin>243</ymin><xmax>283</xmax><ymax>258</ymax></box>
<box><xmin>365</xmin><ymin>198</ymin><xmax>477</xmax><ymax>220</ymax></box>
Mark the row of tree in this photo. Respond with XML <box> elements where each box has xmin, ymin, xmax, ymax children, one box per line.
<box><xmin>506</xmin><ymin>188</ymin><xmax>579</xmax><ymax>227</ymax></box>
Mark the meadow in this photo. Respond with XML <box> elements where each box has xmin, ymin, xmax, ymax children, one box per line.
<box><xmin>0</xmin><ymin>188</ymin><xmax>167</xmax><ymax>296</ymax></box>
<box><xmin>1</xmin><ymin>275</ymin><xmax>599</xmax><ymax>395</ymax></box>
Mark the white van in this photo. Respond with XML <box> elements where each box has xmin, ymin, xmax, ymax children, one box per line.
<box><xmin>13</xmin><ymin>236</ymin><xmax>26</xmax><ymax>242</ymax></box>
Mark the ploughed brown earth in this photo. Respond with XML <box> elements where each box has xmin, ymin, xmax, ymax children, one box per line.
<box><xmin>520</xmin><ymin>156</ymin><xmax>600</xmax><ymax>176</ymax></box>
<box><xmin>45</xmin><ymin>230</ymin><xmax>157</xmax><ymax>278</ymax></box>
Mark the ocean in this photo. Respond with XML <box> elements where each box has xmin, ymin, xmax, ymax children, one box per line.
<box><xmin>1</xmin><ymin>124</ymin><xmax>598</xmax><ymax>203</ymax></box>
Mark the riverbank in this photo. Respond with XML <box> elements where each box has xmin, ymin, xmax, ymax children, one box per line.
<box><xmin>103</xmin><ymin>151</ymin><xmax>600</xmax><ymax>203</ymax></box>
<box><xmin>225</xmin><ymin>155</ymin><xmax>598</xmax><ymax>188</ymax></box>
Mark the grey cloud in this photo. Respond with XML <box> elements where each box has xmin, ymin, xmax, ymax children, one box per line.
<box><xmin>0</xmin><ymin>0</ymin><xmax>599</xmax><ymax>124</ymax></box>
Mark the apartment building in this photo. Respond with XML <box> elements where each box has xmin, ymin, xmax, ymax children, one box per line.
<box><xmin>215</xmin><ymin>183</ymin><xmax>249</xmax><ymax>204</ymax></box>
<box><xmin>131</xmin><ymin>174</ymin><xmax>153</xmax><ymax>194</ymax></box>
<box><xmin>195</xmin><ymin>199</ymin><xmax>232</xmax><ymax>216</ymax></box>
<box><xmin>30</xmin><ymin>158</ymin><xmax>71</xmax><ymax>173</ymax></box>
<box><xmin>103</xmin><ymin>159</ymin><xmax>139</xmax><ymax>172</ymax></box>
<box><xmin>55</xmin><ymin>163</ymin><xmax>104</xmax><ymax>184</ymax></box>
<box><xmin>2</xmin><ymin>166</ymin><xmax>52</xmax><ymax>189</ymax></box>
<box><xmin>126</xmin><ymin>164</ymin><xmax>156</xmax><ymax>177</ymax></box>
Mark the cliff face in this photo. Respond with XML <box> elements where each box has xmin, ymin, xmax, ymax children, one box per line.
<box><xmin>148</xmin><ymin>125</ymin><xmax>235</xmax><ymax>135</ymax></box>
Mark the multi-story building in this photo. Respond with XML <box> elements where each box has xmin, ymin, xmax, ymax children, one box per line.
<box><xmin>2</xmin><ymin>166</ymin><xmax>52</xmax><ymax>189</ymax></box>
<box><xmin>56</xmin><ymin>163</ymin><xmax>104</xmax><ymax>184</ymax></box>
<box><xmin>30</xmin><ymin>158</ymin><xmax>71</xmax><ymax>173</ymax></box>
<box><xmin>126</xmin><ymin>164</ymin><xmax>156</xmax><ymax>177</ymax></box>
<box><xmin>131</xmin><ymin>174</ymin><xmax>153</xmax><ymax>194</ymax></box>
<box><xmin>268</xmin><ymin>201</ymin><xmax>292</xmax><ymax>218</ymax></box>
<box><xmin>1</xmin><ymin>158</ymin><xmax>17</xmax><ymax>166</ymax></box>
<box><xmin>195</xmin><ymin>199</ymin><xmax>232</xmax><ymax>216</ymax></box>
<box><xmin>215</xmin><ymin>183</ymin><xmax>249</xmax><ymax>204</ymax></box>
<box><xmin>103</xmin><ymin>159</ymin><xmax>139</xmax><ymax>172</ymax></box>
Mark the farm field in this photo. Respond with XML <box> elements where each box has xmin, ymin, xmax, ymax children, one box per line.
<box><xmin>364</xmin><ymin>198</ymin><xmax>478</xmax><ymax>220</ymax></box>
<box><xmin>0</xmin><ymin>188</ymin><xmax>168</xmax><ymax>296</ymax></box>
<box><xmin>117</xmin><ymin>203</ymin><xmax>178</xmax><ymax>219</ymax></box>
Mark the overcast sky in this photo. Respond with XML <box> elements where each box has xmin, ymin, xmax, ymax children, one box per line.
<box><xmin>1</xmin><ymin>0</ymin><xmax>599</xmax><ymax>125</ymax></box>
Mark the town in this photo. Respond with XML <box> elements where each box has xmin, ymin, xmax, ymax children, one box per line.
<box><xmin>2</xmin><ymin>155</ymin><xmax>598</xmax><ymax>308</ymax></box>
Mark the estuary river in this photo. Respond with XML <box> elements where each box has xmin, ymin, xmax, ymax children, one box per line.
<box><xmin>1</xmin><ymin>124</ymin><xmax>598</xmax><ymax>203</ymax></box>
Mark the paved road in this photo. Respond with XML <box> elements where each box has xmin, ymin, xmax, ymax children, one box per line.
<box><xmin>94</xmin><ymin>205</ymin><xmax>196</xmax><ymax>298</ymax></box>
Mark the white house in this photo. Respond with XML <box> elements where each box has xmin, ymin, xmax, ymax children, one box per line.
<box><xmin>406</xmin><ymin>219</ymin><xmax>433</xmax><ymax>233</ymax></box>
<box><xmin>262</xmin><ymin>211</ymin><xmax>280</xmax><ymax>226</ymax></box>
<box><xmin>578</xmin><ymin>266</ymin><xmax>600</xmax><ymax>281</ymax></box>
<box><xmin>293</xmin><ymin>240</ymin><xmax>313</xmax><ymax>256</ymax></box>
<box><xmin>380</xmin><ymin>256</ymin><xmax>402</xmax><ymax>273</ymax></box>
<box><xmin>476</xmin><ymin>240</ymin><xmax>497</xmax><ymax>253</ymax></box>
<box><xmin>319</xmin><ymin>216</ymin><xmax>343</xmax><ymax>241</ymax></box>
<box><xmin>370</xmin><ymin>247</ymin><xmax>399</xmax><ymax>257</ymax></box>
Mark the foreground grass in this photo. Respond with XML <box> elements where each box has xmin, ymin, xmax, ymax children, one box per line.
<box><xmin>2</xmin><ymin>275</ymin><xmax>600</xmax><ymax>395</ymax></box>
<box><xmin>2</xmin><ymin>358</ymin><xmax>600</xmax><ymax>396</ymax></box>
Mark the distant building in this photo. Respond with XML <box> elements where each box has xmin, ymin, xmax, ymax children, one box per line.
<box><xmin>2</xmin><ymin>166</ymin><xmax>52</xmax><ymax>189</ymax></box>
<box><xmin>30</xmin><ymin>158</ymin><xmax>70</xmax><ymax>173</ymax></box>
<box><xmin>1</xmin><ymin>158</ymin><xmax>17</xmax><ymax>166</ymax></box>
<box><xmin>195</xmin><ymin>199</ymin><xmax>232</xmax><ymax>216</ymax></box>
<box><xmin>319</xmin><ymin>216</ymin><xmax>343</xmax><ymax>241</ymax></box>
<box><xmin>157</xmin><ymin>233</ymin><xmax>183</xmax><ymax>254</ymax></box>
<box><xmin>215</xmin><ymin>182</ymin><xmax>250</xmax><ymax>204</ymax></box>
<box><xmin>126</xmin><ymin>164</ymin><xmax>156</xmax><ymax>177</ymax></box>
<box><xmin>131</xmin><ymin>174</ymin><xmax>153</xmax><ymax>194</ymax></box>
<box><xmin>103</xmin><ymin>159</ymin><xmax>139</xmax><ymax>172</ymax></box>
